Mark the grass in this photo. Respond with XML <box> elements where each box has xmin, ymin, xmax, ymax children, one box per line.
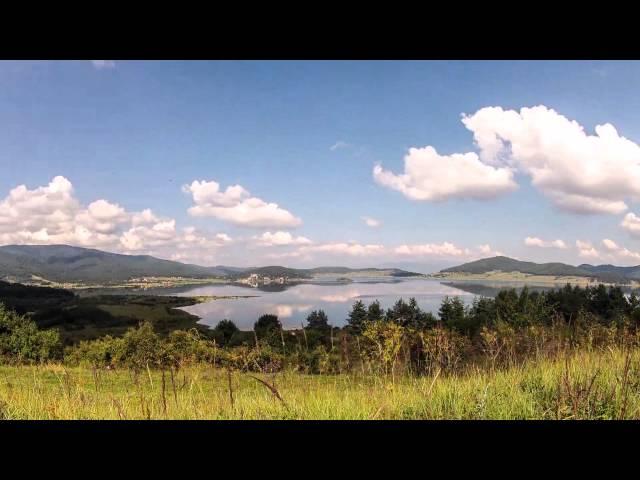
<box><xmin>1</xmin><ymin>347</ymin><xmax>640</xmax><ymax>419</ymax></box>
<box><xmin>32</xmin><ymin>295</ymin><xmax>210</xmax><ymax>344</ymax></box>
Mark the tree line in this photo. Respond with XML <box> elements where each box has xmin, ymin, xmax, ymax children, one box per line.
<box><xmin>3</xmin><ymin>283</ymin><xmax>640</xmax><ymax>376</ymax></box>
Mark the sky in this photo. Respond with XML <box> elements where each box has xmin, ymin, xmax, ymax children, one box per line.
<box><xmin>3</xmin><ymin>60</ymin><xmax>640</xmax><ymax>272</ymax></box>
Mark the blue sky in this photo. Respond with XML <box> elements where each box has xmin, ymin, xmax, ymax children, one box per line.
<box><xmin>3</xmin><ymin>60</ymin><xmax>640</xmax><ymax>272</ymax></box>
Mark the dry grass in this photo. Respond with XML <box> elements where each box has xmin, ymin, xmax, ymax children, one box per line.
<box><xmin>1</xmin><ymin>347</ymin><xmax>640</xmax><ymax>419</ymax></box>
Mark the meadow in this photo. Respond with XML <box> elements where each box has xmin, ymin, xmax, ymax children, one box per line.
<box><xmin>4</xmin><ymin>282</ymin><xmax>640</xmax><ymax>420</ymax></box>
<box><xmin>1</xmin><ymin>347</ymin><xmax>638</xmax><ymax>420</ymax></box>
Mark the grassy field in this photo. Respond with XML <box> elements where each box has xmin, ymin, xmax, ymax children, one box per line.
<box><xmin>1</xmin><ymin>347</ymin><xmax>639</xmax><ymax>419</ymax></box>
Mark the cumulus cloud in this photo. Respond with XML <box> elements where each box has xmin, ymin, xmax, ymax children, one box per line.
<box><xmin>362</xmin><ymin>216</ymin><xmax>381</xmax><ymax>228</ymax></box>
<box><xmin>183</xmin><ymin>179</ymin><xmax>301</xmax><ymax>228</ymax></box>
<box><xmin>600</xmin><ymin>238</ymin><xmax>640</xmax><ymax>262</ymax></box>
<box><xmin>393</xmin><ymin>242</ymin><xmax>502</xmax><ymax>260</ymax></box>
<box><xmin>463</xmin><ymin>105</ymin><xmax>640</xmax><ymax>214</ymax></box>
<box><xmin>375</xmin><ymin>105</ymin><xmax>640</xmax><ymax>215</ymax></box>
<box><xmin>0</xmin><ymin>176</ymin><xmax>233</xmax><ymax>264</ymax></box>
<box><xmin>276</xmin><ymin>240</ymin><xmax>502</xmax><ymax>262</ymax></box>
<box><xmin>373</xmin><ymin>146</ymin><xmax>517</xmax><ymax>201</ymax></box>
<box><xmin>91</xmin><ymin>60</ymin><xmax>116</xmax><ymax>70</ymax></box>
<box><xmin>621</xmin><ymin>212</ymin><xmax>640</xmax><ymax>237</ymax></box>
<box><xmin>576</xmin><ymin>240</ymin><xmax>600</xmax><ymax>259</ymax></box>
<box><xmin>255</xmin><ymin>231</ymin><xmax>312</xmax><ymax>247</ymax></box>
<box><xmin>524</xmin><ymin>236</ymin><xmax>567</xmax><ymax>249</ymax></box>
<box><xmin>477</xmin><ymin>244</ymin><xmax>504</xmax><ymax>257</ymax></box>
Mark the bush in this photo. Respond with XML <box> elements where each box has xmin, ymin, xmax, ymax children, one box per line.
<box><xmin>0</xmin><ymin>303</ymin><xmax>61</xmax><ymax>363</ymax></box>
<box><xmin>115</xmin><ymin>322</ymin><xmax>162</xmax><ymax>371</ymax></box>
<box><xmin>64</xmin><ymin>335</ymin><xmax>122</xmax><ymax>368</ymax></box>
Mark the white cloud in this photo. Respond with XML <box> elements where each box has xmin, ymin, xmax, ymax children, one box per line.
<box><xmin>375</xmin><ymin>105</ymin><xmax>640</xmax><ymax>215</ymax></box>
<box><xmin>0</xmin><ymin>176</ymin><xmax>233</xmax><ymax>264</ymax></box>
<box><xmin>524</xmin><ymin>236</ymin><xmax>567</xmax><ymax>249</ymax></box>
<box><xmin>255</xmin><ymin>231</ymin><xmax>312</xmax><ymax>246</ymax></box>
<box><xmin>362</xmin><ymin>216</ymin><xmax>381</xmax><ymax>228</ymax></box>
<box><xmin>621</xmin><ymin>212</ymin><xmax>640</xmax><ymax>237</ymax></box>
<box><xmin>183</xmin><ymin>179</ymin><xmax>301</xmax><ymax>228</ymax></box>
<box><xmin>374</xmin><ymin>146</ymin><xmax>517</xmax><ymax>202</ymax></box>
<box><xmin>576</xmin><ymin>240</ymin><xmax>600</xmax><ymax>259</ymax></box>
<box><xmin>477</xmin><ymin>244</ymin><xmax>504</xmax><ymax>257</ymax></box>
<box><xmin>119</xmin><ymin>219</ymin><xmax>177</xmax><ymax>251</ymax></box>
<box><xmin>330</xmin><ymin>141</ymin><xmax>350</xmax><ymax>151</ymax></box>
<box><xmin>394</xmin><ymin>242</ymin><xmax>469</xmax><ymax>257</ymax></box>
<box><xmin>215</xmin><ymin>233</ymin><xmax>233</xmax><ymax>244</ymax></box>
<box><xmin>280</xmin><ymin>241</ymin><xmax>501</xmax><ymax>262</ymax></box>
<box><xmin>301</xmin><ymin>242</ymin><xmax>385</xmax><ymax>257</ymax></box>
<box><xmin>392</xmin><ymin>242</ymin><xmax>502</xmax><ymax>260</ymax></box>
<box><xmin>462</xmin><ymin>105</ymin><xmax>640</xmax><ymax>214</ymax></box>
<box><xmin>91</xmin><ymin>60</ymin><xmax>116</xmax><ymax>70</ymax></box>
<box><xmin>600</xmin><ymin>238</ymin><xmax>640</xmax><ymax>262</ymax></box>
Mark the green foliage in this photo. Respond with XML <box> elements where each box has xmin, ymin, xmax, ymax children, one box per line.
<box><xmin>254</xmin><ymin>314</ymin><xmax>281</xmax><ymax>337</ymax></box>
<box><xmin>361</xmin><ymin>321</ymin><xmax>406</xmax><ymax>375</ymax></box>
<box><xmin>212</xmin><ymin>319</ymin><xmax>240</xmax><ymax>346</ymax></box>
<box><xmin>253</xmin><ymin>314</ymin><xmax>283</xmax><ymax>349</ymax></box>
<box><xmin>347</xmin><ymin>300</ymin><xmax>367</xmax><ymax>334</ymax></box>
<box><xmin>9</xmin><ymin>283</ymin><xmax>640</xmax><ymax>382</ymax></box>
<box><xmin>64</xmin><ymin>335</ymin><xmax>122</xmax><ymax>368</ymax></box>
<box><xmin>386</xmin><ymin>298</ymin><xmax>436</xmax><ymax>329</ymax></box>
<box><xmin>0</xmin><ymin>303</ymin><xmax>61</xmax><ymax>363</ymax></box>
<box><xmin>163</xmin><ymin>329</ymin><xmax>206</xmax><ymax>368</ymax></box>
<box><xmin>115</xmin><ymin>322</ymin><xmax>162</xmax><ymax>371</ymax></box>
<box><xmin>367</xmin><ymin>300</ymin><xmax>384</xmax><ymax>322</ymax></box>
<box><xmin>305</xmin><ymin>310</ymin><xmax>331</xmax><ymax>332</ymax></box>
<box><xmin>438</xmin><ymin>296</ymin><xmax>466</xmax><ymax>329</ymax></box>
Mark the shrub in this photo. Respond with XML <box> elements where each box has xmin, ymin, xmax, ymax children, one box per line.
<box><xmin>0</xmin><ymin>303</ymin><xmax>61</xmax><ymax>363</ymax></box>
<box><xmin>64</xmin><ymin>335</ymin><xmax>122</xmax><ymax>368</ymax></box>
<box><xmin>115</xmin><ymin>322</ymin><xmax>161</xmax><ymax>371</ymax></box>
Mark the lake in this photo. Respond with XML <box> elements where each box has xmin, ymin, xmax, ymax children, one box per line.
<box><xmin>175</xmin><ymin>277</ymin><xmax>558</xmax><ymax>330</ymax></box>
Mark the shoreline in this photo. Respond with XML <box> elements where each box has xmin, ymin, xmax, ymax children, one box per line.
<box><xmin>428</xmin><ymin>271</ymin><xmax>638</xmax><ymax>287</ymax></box>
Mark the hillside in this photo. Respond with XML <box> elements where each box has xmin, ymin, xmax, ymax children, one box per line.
<box><xmin>0</xmin><ymin>244</ymin><xmax>421</xmax><ymax>284</ymax></box>
<box><xmin>578</xmin><ymin>264</ymin><xmax>640</xmax><ymax>281</ymax></box>
<box><xmin>0</xmin><ymin>245</ymin><xmax>224</xmax><ymax>283</ymax></box>
<box><xmin>441</xmin><ymin>256</ymin><xmax>592</xmax><ymax>277</ymax></box>
<box><xmin>440</xmin><ymin>256</ymin><xmax>640</xmax><ymax>283</ymax></box>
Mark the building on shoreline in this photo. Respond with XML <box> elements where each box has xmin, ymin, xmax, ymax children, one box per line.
<box><xmin>239</xmin><ymin>274</ymin><xmax>288</xmax><ymax>288</ymax></box>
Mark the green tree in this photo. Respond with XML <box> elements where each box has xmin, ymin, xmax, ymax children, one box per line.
<box><xmin>254</xmin><ymin>314</ymin><xmax>282</xmax><ymax>345</ymax></box>
<box><xmin>116</xmin><ymin>321</ymin><xmax>161</xmax><ymax>371</ymax></box>
<box><xmin>347</xmin><ymin>300</ymin><xmax>368</xmax><ymax>334</ymax></box>
<box><xmin>438</xmin><ymin>296</ymin><xmax>466</xmax><ymax>330</ymax></box>
<box><xmin>213</xmin><ymin>319</ymin><xmax>239</xmax><ymax>345</ymax></box>
<box><xmin>0</xmin><ymin>303</ymin><xmax>61</xmax><ymax>363</ymax></box>
<box><xmin>367</xmin><ymin>300</ymin><xmax>384</xmax><ymax>323</ymax></box>
<box><xmin>305</xmin><ymin>310</ymin><xmax>331</xmax><ymax>332</ymax></box>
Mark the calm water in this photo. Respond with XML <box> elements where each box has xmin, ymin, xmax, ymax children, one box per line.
<box><xmin>175</xmin><ymin>278</ymin><xmax>557</xmax><ymax>330</ymax></box>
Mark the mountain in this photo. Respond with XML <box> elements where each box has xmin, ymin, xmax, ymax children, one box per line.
<box><xmin>0</xmin><ymin>244</ymin><xmax>223</xmax><ymax>283</ymax></box>
<box><xmin>577</xmin><ymin>264</ymin><xmax>640</xmax><ymax>282</ymax></box>
<box><xmin>440</xmin><ymin>256</ymin><xmax>640</xmax><ymax>283</ymax></box>
<box><xmin>441</xmin><ymin>256</ymin><xmax>592</xmax><ymax>277</ymax></box>
<box><xmin>208</xmin><ymin>265</ymin><xmax>423</xmax><ymax>280</ymax></box>
<box><xmin>0</xmin><ymin>244</ymin><xmax>421</xmax><ymax>284</ymax></box>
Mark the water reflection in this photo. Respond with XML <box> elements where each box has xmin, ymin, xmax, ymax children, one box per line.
<box><xmin>176</xmin><ymin>278</ymin><xmax>485</xmax><ymax>330</ymax></box>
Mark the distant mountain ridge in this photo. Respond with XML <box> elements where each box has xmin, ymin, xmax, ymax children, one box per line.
<box><xmin>441</xmin><ymin>256</ymin><xmax>640</xmax><ymax>283</ymax></box>
<box><xmin>0</xmin><ymin>244</ymin><xmax>421</xmax><ymax>284</ymax></box>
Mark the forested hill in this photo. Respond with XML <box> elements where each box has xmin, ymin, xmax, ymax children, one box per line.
<box><xmin>441</xmin><ymin>256</ymin><xmax>591</xmax><ymax>276</ymax></box>
<box><xmin>0</xmin><ymin>244</ymin><xmax>225</xmax><ymax>283</ymax></box>
<box><xmin>0</xmin><ymin>245</ymin><xmax>421</xmax><ymax>284</ymax></box>
<box><xmin>440</xmin><ymin>256</ymin><xmax>640</xmax><ymax>283</ymax></box>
